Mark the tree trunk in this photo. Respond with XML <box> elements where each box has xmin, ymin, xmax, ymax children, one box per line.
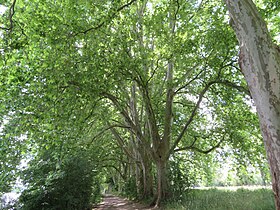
<box><xmin>225</xmin><ymin>1</ymin><xmax>280</xmax><ymax>209</ymax></box>
<box><xmin>154</xmin><ymin>158</ymin><xmax>169</xmax><ymax>207</ymax></box>
<box><xmin>145</xmin><ymin>160</ymin><xmax>154</xmax><ymax>198</ymax></box>
<box><xmin>140</xmin><ymin>152</ymin><xmax>154</xmax><ymax>199</ymax></box>
<box><xmin>151</xmin><ymin>3</ymin><xmax>176</xmax><ymax>207</ymax></box>
<box><xmin>135</xmin><ymin>160</ymin><xmax>141</xmax><ymax>196</ymax></box>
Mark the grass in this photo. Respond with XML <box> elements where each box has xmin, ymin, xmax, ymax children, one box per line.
<box><xmin>163</xmin><ymin>188</ymin><xmax>275</xmax><ymax>210</ymax></box>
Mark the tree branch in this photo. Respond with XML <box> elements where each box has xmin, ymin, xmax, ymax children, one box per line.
<box><xmin>169</xmin><ymin>81</ymin><xmax>218</xmax><ymax>155</ymax></box>
<box><xmin>174</xmin><ymin>68</ymin><xmax>204</xmax><ymax>95</ymax></box>
<box><xmin>89</xmin><ymin>124</ymin><xmax>131</xmax><ymax>144</ymax></box>
<box><xmin>73</xmin><ymin>0</ymin><xmax>137</xmax><ymax>36</ymax></box>
<box><xmin>215</xmin><ymin>80</ymin><xmax>251</xmax><ymax>96</ymax></box>
<box><xmin>170</xmin><ymin>77</ymin><xmax>250</xmax><ymax>156</ymax></box>
<box><xmin>102</xmin><ymin>92</ymin><xmax>136</xmax><ymax>128</ymax></box>
<box><xmin>110</xmin><ymin>125</ymin><xmax>137</xmax><ymax>160</ymax></box>
<box><xmin>187</xmin><ymin>0</ymin><xmax>205</xmax><ymax>23</ymax></box>
<box><xmin>102</xmin><ymin>92</ymin><xmax>152</xmax><ymax>154</ymax></box>
<box><xmin>100</xmin><ymin>164</ymin><xmax>126</xmax><ymax>180</ymax></box>
<box><xmin>0</xmin><ymin>0</ymin><xmax>17</xmax><ymax>31</ymax></box>
<box><xmin>174</xmin><ymin>134</ymin><xmax>225</xmax><ymax>154</ymax></box>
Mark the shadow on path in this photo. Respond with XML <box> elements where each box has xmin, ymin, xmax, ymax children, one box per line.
<box><xmin>92</xmin><ymin>194</ymin><xmax>156</xmax><ymax>210</ymax></box>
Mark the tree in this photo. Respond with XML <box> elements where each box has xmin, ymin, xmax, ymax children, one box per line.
<box><xmin>225</xmin><ymin>0</ymin><xmax>280</xmax><ymax>208</ymax></box>
<box><xmin>0</xmin><ymin>0</ymin><xmax>272</xmax><ymax>208</ymax></box>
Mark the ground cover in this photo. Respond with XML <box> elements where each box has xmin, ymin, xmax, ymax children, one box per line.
<box><xmin>163</xmin><ymin>188</ymin><xmax>275</xmax><ymax>210</ymax></box>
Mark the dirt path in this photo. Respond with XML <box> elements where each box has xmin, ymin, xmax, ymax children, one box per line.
<box><xmin>92</xmin><ymin>194</ymin><xmax>155</xmax><ymax>210</ymax></box>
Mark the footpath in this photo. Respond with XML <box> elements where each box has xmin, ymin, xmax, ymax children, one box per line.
<box><xmin>92</xmin><ymin>194</ymin><xmax>156</xmax><ymax>210</ymax></box>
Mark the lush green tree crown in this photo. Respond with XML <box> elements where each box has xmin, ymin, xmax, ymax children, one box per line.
<box><xmin>0</xmin><ymin>0</ymin><xmax>277</xmax><ymax>206</ymax></box>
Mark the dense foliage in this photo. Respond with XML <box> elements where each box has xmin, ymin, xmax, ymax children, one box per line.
<box><xmin>0</xmin><ymin>0</ymin><xmax>278</xmax><ymax>207</ymax></box>
<box><xmin>18</xmin><ymin>153</ymin><xmax>100</xmax><ymax>210</ymax></box>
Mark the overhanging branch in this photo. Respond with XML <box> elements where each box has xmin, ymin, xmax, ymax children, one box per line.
<box><xmin>216</xmin><ymin>80</ymin><xmax>251</xmax><ymax>96</ymax></box>
<box><xmin>100</xmin><ymin>164</ymin><xmax>126</xmax><ymax>180</ymax></box>
<box><xmin>110</xmin><ymin>125</ymin><xmax>137</xmax><ymax>160</ymax></box>
<box><xmin>0</xmin><ymin>0</ymin><xmax>17</xmax><ymax>31</ymax></box>
<box><xmin>89</xmin><ymin>124</ymin><xmax>131</xmax><ymax>144</ymax></box>
<box><xmin>73</xmin><ymin>0</ymin><xmax>137</xmax><ymax>36</ymax></box>
<box><xmin>102</xmin><ymin>92</ymin><xmax>135</xmax><ymax>128</ymax></box>
<box><xmin>169</xmin><ymin>78</ymin><xmax>249</xmax><ymax>156</ymax></box>
<box><xmin>174</xmin><ymin>68</ymin><xmax>204</xmax><ymax>95</ymax></box>
<box><xmin>102</xmin><ymin>92</ymin><xmax>151</xmax><ymax>153</ymax></box>
<box><xmin>169</xmin><ymin>81</ymin><xmax>218</xmax><ymax>155</ymax></box>
<box><xmin>174</xmin><ymin>134</ymin><xmax>225</xmax><ymax>154</ymax></box>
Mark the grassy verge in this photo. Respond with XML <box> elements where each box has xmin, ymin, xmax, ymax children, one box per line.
<box><xmin>163</xmin><ymin>188</ymin><xmax>275</xmax><ymax>210</ymax></box>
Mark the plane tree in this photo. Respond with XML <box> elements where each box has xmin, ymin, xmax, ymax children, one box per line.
<box><xmin>225</xmin><ymin>0</ymin><xmax>280</xmax><ymax>208</ymax></box>
<box><xmin>0</xmin><ymin>0</ymin><xmax>271</xmax><ymax>207</ymax></box>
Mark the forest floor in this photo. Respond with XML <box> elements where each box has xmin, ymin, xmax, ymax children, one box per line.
<box><xmin>92</xmin><ymin>194</ymin><xmax>156</xmax><ymax>210</ymax></box>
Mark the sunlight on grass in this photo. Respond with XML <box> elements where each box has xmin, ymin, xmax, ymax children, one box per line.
<box><xmin>163</xmin><ymin>188</ymin><xmax>275</xmax><ymax>210</ymax></box>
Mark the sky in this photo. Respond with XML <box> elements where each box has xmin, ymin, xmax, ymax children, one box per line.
<box><xmin>0</xmin><ymin>4</ymin><xmax>7</xmax><ymax>38</ymax></box>
<box><xmin>0</xmin><ymin>4</ymin><xmax>7</xmax><ymax>15</ymax></box>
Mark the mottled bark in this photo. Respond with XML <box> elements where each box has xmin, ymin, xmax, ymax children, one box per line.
<box><xmin>152</xmin><ymin>3</ymin><xmax>177</xmax><ymax>206</ymax></box>
<box><xmin>154</xmin><ymin>158</ymin><xmax>169</xmax><ymax>207</ymax></box>
<box><xmin>225</xmin><ymin>0</ymin><xmax>280</xmax><ymax>209</ymax></box>
<box><xmin>130</xmin><ymin>81</ymin><xmax>154</xmax><ymax>199</ymax></box>
<box><xmin>140</xmin><ymin>152</ymin><xmax>154</xmax><ymax>199</ymax></box>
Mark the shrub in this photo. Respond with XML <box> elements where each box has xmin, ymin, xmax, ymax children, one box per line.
<box><xmin>122</xmin><ymin>176</ymin><xmax>138</xmax><ymax>199</ymax></box>
<box><xmin>19</xmin><ymin>154</ymin><xmax>100</xmax><ymax>210</ymax></box>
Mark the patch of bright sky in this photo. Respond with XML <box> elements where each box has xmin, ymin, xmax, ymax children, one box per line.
<box><xmin>146</xmin><ymin>2</ymin><xmax>153</xmax><ymax>13</ymax></box>
<box><xmin>147</xmin><ymin>0</ymin><xmax>202</xmax><ymax>12</ymax></box>
<box><xmin>0</xmin><ymin>5</ymin><xmax>7</xmax><ymax>39</ymax></box>
<box><xmin>0</xmin><ymin>4</ymin><xmax>7</xmax><ymax>16</ymax></box>
<box><xmin>0</xmin><ymin>118</ymin><xmax>9</xmax><ymax>134</ymax></box>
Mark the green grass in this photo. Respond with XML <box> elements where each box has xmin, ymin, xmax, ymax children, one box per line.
<box><xmin>163</xmin><ymin>188</ymin><xmax>275</xmax><ymax>210</ymax></box>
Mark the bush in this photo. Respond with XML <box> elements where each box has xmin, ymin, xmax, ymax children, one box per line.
<box><xmin>122</xmin><ymin>176</ymin><xmax>138</xmax><ymax>199</ymax></box>
<box><xmin>168</xmin><ymin>157</ymin><xmax>194</xmax><ymax>201</ymax></box>
<box><xmin>19</xmin><ymin>154</ymin><xmax>101</xmax><ymax>210</ymax></box>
